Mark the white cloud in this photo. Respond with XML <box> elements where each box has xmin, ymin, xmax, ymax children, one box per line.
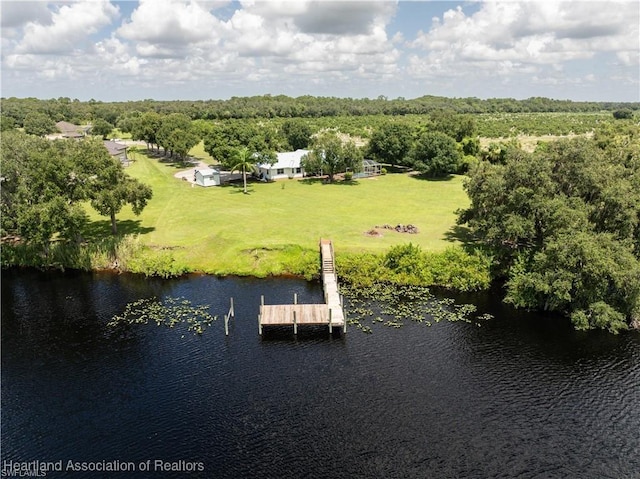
<box><xmin>409</xmin><ymin>1</ymin><xmax>639</xmax><ymax>69</ymax></box>
<box><xmin>223</xmin><ymin>0</ymin><xmax>398</xmax><ymax>77</ymax></box>
<box><xmin>0</xmin><ymin>1</ymin><xmax>637</xmax><ymax>101</ymax></box>
<box><xmin>15</xmin><ymin>1</ymin><xmax>119</xmax><ymax>54</ymax></box>
<box><xmin>117</xmin><ymin>0</ymin><xmax>224</xmax><ymax>57</ymax></box>
<box><xmin>1</xmin><ymin>1</ymin><xmax>51</xmax><ymax>30</ymax></box>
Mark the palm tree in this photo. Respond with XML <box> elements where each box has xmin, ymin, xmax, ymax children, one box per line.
<box><xmin>230</xmin><ymin>146</ymin><xmax>255</xmax><ymax>194</ymax></box>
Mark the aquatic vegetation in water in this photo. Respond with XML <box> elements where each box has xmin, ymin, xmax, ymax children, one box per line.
<box><xmin>107</xmin><ymin>296</ymin><xmax>216</xmax><ymax>336</ymax></box>
<box><xmin>341</xmin><ymin>283</ymin><xmax>493</xmax><ymax>333</ymax></box>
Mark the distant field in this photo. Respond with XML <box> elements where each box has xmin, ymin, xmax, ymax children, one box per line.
<box><xmin>85</xmin><ymin>150</ymin><xmax>469</xmax><ymax>275</ymax></box>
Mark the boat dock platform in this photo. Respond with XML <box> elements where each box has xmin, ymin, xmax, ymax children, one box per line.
<box><xmin>258</xmin><ymin>239</ymin><xmax>345</xmax><ymax>335</ymax></box>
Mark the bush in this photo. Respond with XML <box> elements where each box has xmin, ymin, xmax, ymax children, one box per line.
<box><xmin>457</xmin><ymin>155</ymin><xmax>479</xmax><ymax>174</ymax></box>
<box><xmin>126</xmin><ymin>246</ymin><xmax>188</xmax><ymax>278</ymax></box>
<box><xmin>343</xmin><ymin>171</ymin><xmax>353</xmax><ymax>181</ymax></box>
<box><xmin>337</xmin><ymin>244</ymin><xmax>492</xmax><ymax>292</ymax></box>
<box><xmin>612</xmin><ymin>109</ymin><xmax>634</xmax><ymax>120</ymax></box>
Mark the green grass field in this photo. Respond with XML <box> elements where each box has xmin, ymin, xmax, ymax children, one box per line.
<box><xmin>86</xmin><ymin>150</ymin><xmax>470</xmax><ymax>275</ymax></box>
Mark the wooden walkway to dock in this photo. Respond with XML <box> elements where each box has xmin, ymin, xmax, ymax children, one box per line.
<box><xmin>258</xmin><ymin>239</ymin><xmax>345</xmax><ymax>335</ymax></box>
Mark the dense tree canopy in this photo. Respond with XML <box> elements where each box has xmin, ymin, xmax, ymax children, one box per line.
<box><xmin>367</xmin><ymin>122</ymin><xmax>415</xmax><ymax>166</ymax></box>
<box><xmin>410</xmin><ymin>131</ymin><xmax>461</xmax><ymax>177</ymax></box>
<box><xmin>203</xmin><ymin>121</ymin><xmax>280</xmax><ymax>166</ymax></box>
<box><xmin>156</xmin><ymin>113</ymin><xmax>198</xmax><ymax>160</ymax></box>
<box><xmin>1</xmin><ymin>131</ymin><xmax>153</xmax><ymax>244</ymax></box>
<box><xmin>282</xmin><ymin>119</ymin><xmax>313</xmax><ymax>150</ymax></box>
<box><xmin>458</xmin><ymin>130</ymin><xmax>640</xmax><ymax>332</ymax></box>
<box><xmin>428</xmin><ymin>110</ymin><xmax>476</xmax><ymax>142</ymax></box>
<box><xmin>301</xmin><ymin>131</ymin><xmax>363</xmax><ymax>182</ymax></box>
<box><xmin>2</xmin><ymin>96</ymin><xmax>637</xmax><ymax>127</ymax></box>
<box><xmin>23</xmin><ymin>112</ymin><xmax>57</xmax><ymax>137</ymax></box>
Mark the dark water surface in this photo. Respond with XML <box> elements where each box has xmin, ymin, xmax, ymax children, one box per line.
<box><xmin>2</xmin><ymin>269</ymin><xmax>639</xmax><ymax>479</ymax></box>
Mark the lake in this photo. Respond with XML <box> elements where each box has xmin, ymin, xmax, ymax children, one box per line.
<box><xmin>2</xmin><ymin>269</ymin><xmax>639</xmax><ymax>478</ymax></box>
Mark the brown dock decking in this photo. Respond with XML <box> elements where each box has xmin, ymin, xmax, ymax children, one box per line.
<box><xmin>258</xmin><ymin>239</ymin><xmax>345</xmax><ymax>335</ymax></box>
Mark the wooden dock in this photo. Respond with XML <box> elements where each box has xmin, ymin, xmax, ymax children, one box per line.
<box><xmin>258</xmin><ymin>239</ymin><xmax>345</xmax><ymax>335</ymax></box>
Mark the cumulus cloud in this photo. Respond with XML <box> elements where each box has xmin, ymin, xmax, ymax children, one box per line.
<box><xmin>225</xmin><ymin>0</ymin><xmax>398</xmax><ymax>75</ymax></box>
<box><xmin>292</xmin><ymin>1</ymin><xmax>394</xmax><ymax>35</ymax></box>
<box><xmin>1</xmin><ymin>0</ymin><xmax>637</xmax><ymax>101</ymax></box>
<box><xmin>117</xmin><ymin>0</ymin><xmax>224</xmax><ymax>57</ymax></box>
<box><xmin>15</xmin><ymin>1</ymin><xmax>119</xmax><ymax>54</ymax></box>
<box><xmin>1</xmin><ymin>2</ymin><xmax>51</xmax><ymax>30</ymax></box>
<box><xmin>409</xmin><ymin>1</ymin><xmax>639</xmax><ymax>70</ymax></box>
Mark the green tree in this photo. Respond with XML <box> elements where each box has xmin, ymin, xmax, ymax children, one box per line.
<box><xmin>90</xmin><ymin>173</ymin><xmax>153</xmax><ymax>235</ymax></box>
<box><xmin>204</xmin><ymin>121</ymin><xmax>277</xmax><ymax>166</ymax></box>
<box><xmin>367</xmin><ymin>122</ymin><xmax>415</xmax><ymax>166</ymax></box>
<box><xmin>229</xmin><ymin>146</ymin><xmax>256</xmax><ymax>194</ymax></box>
<box><xmin>115</xmin><ymin>111</ymin><xmax>142</xmax><ymax>133</ymax></box>
<box><xmin>80</xmin><ymin>138</ymin><xmax>153</xmax><ymax>234</ymax></box>
<box><xmin>429</xmin><ymin>110</ymin><xmax>476</xmax><ymax>142</ymax></box>
<box><xmin>1</xmin><ymin>132</ymin><xmax>90</xmax><ymax>247</ymax></box>
<box><xmin>410</xmin><ymin>131</ymin><xmax>461</xmax><ymax>177</ymax></box>
<box><xmin>613</xmin><ymin>109</ymin><xmax>634</xmax><ymax>120</ymax></box>
<box><xmin>1</xmin><ymin>133</ymin><xmax>153</xmax><ymax>242</ymax></box>
<box><xmin>459</xmin><ymin>134</ymin><xmax>640</xmax><ymax>332</ymax></box>
<box><xmin>302</xmin><ymin>131</ymin><xmax>362</xmax><ymax>182</ymax></box>
<box><xmin>505</xmin><ymin>231</ymin><xmax>639</xmax><ymax>333</ymax></box>
<box><xmin>23</xmin><ymin>112</ymin><xmax>57</xmax><ymax>136</ymax></box>
<box><xmin>131</xmin><ymin>111</ymin><xmax>162</xmax><ymax>150</ymax></box>
<box><xmin>282</xmin><ymin>119</ymin><xmax>312</xmax><ymax>150</ymax></box>
<box><xmin>156</xmin><ymin>113</ymin><xmax>193</xmax><ymax>157</ymax></box>
<box><xmin>168</xmin><ymin>127</ymin><xmax>199</xmax><ymax>161</ymax></box>
<box><xmin>91</xmin><ymin>118</ymin><xmax>114</xmax><ymax>139</ymax></box>
<box><xmin>1</xmin><ymin>115</ymin><xmax>16</xmax><ymax>132</ymax></box>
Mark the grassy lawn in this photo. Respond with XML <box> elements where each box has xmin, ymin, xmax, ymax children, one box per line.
<box><xmin>86</xmin><ymin>150</ymin><xmax>470</xmax><ymax>275</ymax></box>
<box><xmin>188</xmin><ymin>140</ymin><xmax>215</xmax><ymax>164</ymax></box>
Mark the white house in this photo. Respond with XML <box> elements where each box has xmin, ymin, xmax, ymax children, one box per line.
<box><xmin>257</xmin><ymin>149</ymin><xmax>310</xmax><ymax>180</ymax></box>
<box><xmin>194</xmin><ymin>168</ymin><xmax>220</xmax><ymax>187</ymax></box>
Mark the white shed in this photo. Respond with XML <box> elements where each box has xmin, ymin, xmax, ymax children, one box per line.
<box><xmin>257</xmin><ymin>149</ymin><xmax>309</xmax><ymax>180</ymax></box>
<box><xmin>194</xmin><ymin>168</ymin><xmax>220</xmax><ymax>187</ymax></box>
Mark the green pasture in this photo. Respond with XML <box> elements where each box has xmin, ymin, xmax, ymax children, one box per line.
<box><xmin>85</xmin><ymin>150</ymin><xmax>470</xmax><ymax>275</ymax></box>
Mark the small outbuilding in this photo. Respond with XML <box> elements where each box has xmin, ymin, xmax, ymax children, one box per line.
<box><xmin>257</xmin><ymin>149</ymin><xmax>310</xmax><ymax>180</ymax></box>
<box><xmin>353</xmin><ymin>159</ymin><xmax>382</xmax><ymax>178</ymax></box>
<box><xmin>194</xmin><ymin>168</ymin><xmax>221</xmax><ymax>187</ymax></box>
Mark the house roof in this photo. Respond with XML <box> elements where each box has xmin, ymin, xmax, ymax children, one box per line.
<box><xmin>195</xmin><ymin>168</ymin><xmax>219</xmax><ymax>177</ymax></box>
<box><xmin>259</xmin><ymin>149</ymin><xmax>310</xmax><ymax>170</ymax></box>
<box><xmin>56</xmin><ymin>121</ymin><xmax>83</xmax><ymax>137</ymax></box>
<box><xmin>103</xmin><ymin>140</ymin><xmax>127</xmax><ymax>156</ymax></box>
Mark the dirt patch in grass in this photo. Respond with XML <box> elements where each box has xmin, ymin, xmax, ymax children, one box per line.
<box><xmin>364</xmin><ymin>229</ymin><xmax>383</xmax><ymax>237</ymax></box>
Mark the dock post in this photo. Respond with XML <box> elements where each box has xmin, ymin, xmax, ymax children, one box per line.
<box><xmin>294</xmin><ymin>293</ymin><xmax>297</xmax><ymax>305</ymax></box>
<box><xmin>329</xmin><ymin>308</ymin><xmax>332</xmax><ymax>335</ymax></box>
<box><xmin>293</xmin><ymin>310</ymin><xmax>297</xmax><ymax>335</ymax></box>
<box><xmin>224</xmin><ymin>314</ymin><xmax>229</xmax><ymax>336</ymax></box>
<box><xmin>258</xmin><ymin>295</ymin><xmax>264</xmax><ymax>335</ymax></box>
<box><xmin>230</xmin><ymin>297</ymin><xmax>235</xmax><ymax>318</ymax></box>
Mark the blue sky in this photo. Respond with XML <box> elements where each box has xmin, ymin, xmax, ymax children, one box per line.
<box><xmin>1</xmin><ymin>1</ymin><xmax>638</xmax><ymax>102</ymax></box>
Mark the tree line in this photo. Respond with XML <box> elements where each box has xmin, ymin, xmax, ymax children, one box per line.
<box><xmin>2</xmin><ymin>95</ymin><xmax>638</xmax><ymax>128</ymax></box>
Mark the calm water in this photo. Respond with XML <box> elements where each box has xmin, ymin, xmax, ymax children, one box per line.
<box><xmin>2</xmin><ymin>269</ymin><xmax>639</xmax><ymax>479</ymax></box>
